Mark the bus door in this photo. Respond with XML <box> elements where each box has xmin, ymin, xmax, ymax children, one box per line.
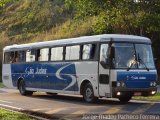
<box><xmin>98</xmin><ymin>44</ymin><xmax>111</xmax><ymax>97</ymax></box>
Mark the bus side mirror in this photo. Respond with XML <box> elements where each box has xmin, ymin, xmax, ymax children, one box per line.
<box><xmin>110</xmin><ymin>47</ymin><xmax>115</xmax><ymax>59</ymax></box>
<box><xmin>154</xmin><ymin>58</ymin><xmax>157</xmax><ymax>62</ymax></box>
<box><xmin>154</xmin><ymin>58</ymin><xmax>157</xmax><ymax>66</ymax></box>
<box><xmin>105</xmin><ymin>58</ymin><xmax>110</xmax><ymax>66</ymax></box>
<box><xmin>100</xmin><ymin>58</ymin><xmax>110</xmax><ymax>69</ymax></box>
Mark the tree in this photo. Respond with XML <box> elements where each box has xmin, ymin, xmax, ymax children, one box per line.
<box><xmin>65</xmin><ymin>0</ymin><xmax>160</xmax><ymax>74</ymax></box>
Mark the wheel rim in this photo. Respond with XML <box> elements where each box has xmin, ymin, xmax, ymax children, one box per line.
<box><xmin>85</xmin><ymin>87</ymin><xmax>93</xmax><ymax>101</ymax></box>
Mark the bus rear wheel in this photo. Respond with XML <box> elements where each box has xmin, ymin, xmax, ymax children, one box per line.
<box><xmin>46</xmin><ymin>92</ymin><xmax>57</xmax><ymax>96</ymax></box>
<box><xmin>83</xmin><ymin>83</ymin><xmax>97</xmax><ymax>103</ymax></box>
<box><xmin>18</xmin><ymin>80</ymin><xmax>33</xmax><ymax>96</ymax></box>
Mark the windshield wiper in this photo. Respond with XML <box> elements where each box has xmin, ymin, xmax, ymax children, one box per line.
<box><xmin>137</xmin><ymin>54</ymin><xmax>149</xmax><ymax>71</ymax></box>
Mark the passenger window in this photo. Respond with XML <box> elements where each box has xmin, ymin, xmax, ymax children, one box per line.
<box><xmin>4</xmin><ymin>52</ymin><xmax>14</xmax><ymax>63</ymax></box>
<box><xmin>4</xmin><ymin>51</ymin><xmax>22</xmax><ymax>63</ymax></box>
<box><xmin>82</xmin><ymin>44</ymin><xmax>95</xmax><ymax>60</ymax></box>
<box><xmin>65</xmin><ymin>46</ymin><xmax>71</xmax><ymax>60</ymax></box>
<box><xmin>51</xmin><ymin>47</ymin><xmax>63</xmax><ymax>61</ymax></box>
<box><xmin>14</xmin><ymin>51</ymin><xmax>18</xmax><ymax>62</ymax></box>
<box><xmin>70</xmin><ymin>45</ymin><xmax>80</xmax><ymax>60</ymax></box>
<box><xmin>38</xmin><ymin>48</ymin><xmax>49</xmax><ymax>61</ymax></box>
<box><xmin>26</xmin><ymin>49</ymin><xmax>36</xmax><ymax>62</ymax></box>
<box><xmin>65</xmin><ymin>45</ymin><xmax>80</xmax><ymax>60</ymax></box>
<box><xmin>18</xmin><ymin>51</ymin><xmax>26</xmax><ymax>62</ymax></box>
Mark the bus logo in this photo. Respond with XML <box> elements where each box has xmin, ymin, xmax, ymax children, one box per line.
<box><xmin>25</xmin><ymin>67</ymin><xmax>47</xmax><ymax>75</ymax></box>
<box><xmin>128</xmin><ymin>75</ymin><xmax>146</xmax><ymax>80</ymax></box>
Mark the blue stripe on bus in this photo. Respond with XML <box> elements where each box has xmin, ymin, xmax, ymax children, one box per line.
<box><xmin>11</xmin><ymin>63</ymin><xmax>79</xmax><ymax>91</ymax></box>
<box><xmin>117</xmin><ymin>71</ymin><xmax>157</xmax><ymax>88</ymax></box>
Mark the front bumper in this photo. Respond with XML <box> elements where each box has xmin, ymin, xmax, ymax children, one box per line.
<box><xmin>112</xmin><ymin>87</ymin><xmax>157</xmax><ymax>98</ymax></box>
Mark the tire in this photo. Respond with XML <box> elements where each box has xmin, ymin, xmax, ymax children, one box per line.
<box><xmin>18</xmin><ymin>80</ymin><xmax>33</xmax><ymax>96</ymax></box>
<box><xmin>46</xmin><ymin>92</ymin><xmax>57</xmax><ymax>96</ymax></box>
<box><xmin>83</xmin><ymin>83</ymin><xmax>97</xmax><ymax>103</ymax></box>
<box><xmin>118</xmin><ymin>95</ymin><xmax>132</xmax><ymax>104</ymax></box>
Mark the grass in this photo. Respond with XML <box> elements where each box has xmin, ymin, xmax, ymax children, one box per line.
<box><xmin>31</xmin><ymin>17</ymin><xmax>94</xmax><ymax>43</ymax></box>
<box><xmin>0</xmin><ymin>108</ymin><xmax>36</xmax><ymax>120</ymax></box>
<box><xmin>133</xmin><ymin>92</ymin><xmax>160</xmax><ymax>101</ymax></box>
<box><xmin>0</xmin><ymin>82</ymin><xmax>5</xmax><ymax>88</ymax></box>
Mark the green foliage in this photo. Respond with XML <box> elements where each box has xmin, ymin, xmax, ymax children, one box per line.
<box><xmin>92</xmin><ymin>12</ymin><xmax>113</xmax><ymax>34</ymax></box>
<box><xmin>0</xmin><ymin>108</ymin><xmax>35</xmax><ymax>120</ymax></box>
<box><xmin>0</xmin><ymin>0</ymin><xmax>18</xmax><ymax>7</ymax></box>
<box><xmin>65</xmin><ymin>0</ymin><xmax>160</xmax><ymax>35</ymax></box>
<box><xmin>64</xmin><ymin>0</ymin><xmax>160</xmax><ymax>74</ymax></box>
<box><xmin>0</xmin><ymin>0</ymin><xmax>68</xmax><ymax>41</ymax></box>
<box><xmin>0</xmin><ymin>0</ymin><xmax>160</xmax><ymax>79</ymax></box>
<box><xmin>1</xmin><ymin>0</ymin><xmax>159</xmax><ymax>41</ymax></box>
<box><xmin>0</xmin><ymin>82</ymin><xmax>5</xmax><ymax>87</ymax></box>
<box><xmin>134</xmin><ymin>92</ymin><xmax>160</xmax><ymax>101</ymax></box>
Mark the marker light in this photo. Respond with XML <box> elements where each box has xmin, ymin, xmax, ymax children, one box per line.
<box><xmin>153</xmin><ymin>82</ymin><xmax>157</xmax><ymax>86</ymax></box>
<box><xmin>150</xmin><ymin>82</ymin><xmax>153</xmax><ymax>86</ymax></box>
<box><xmin>121</xmin><ymin>82</ymin><xmax>125</xmax><ymax>87</ymax></box>
<box><xmin>117</xmin><ymin>82</ymin><xmax>121</xmax><ymax>87</ymax></box>
<box><xmin>117</xmin><ymin>82</ymin><xmax>125</xmax><ymax>87</ymax></box>
<box><xmin>117</xmin><ymin>92</ymin><xmax>121</xmax><ymax>96</ymax></box>
<box><xmin>150</xmin><ymin>82</ymin><xmax>157</xmax><ymax>87</ymax></box>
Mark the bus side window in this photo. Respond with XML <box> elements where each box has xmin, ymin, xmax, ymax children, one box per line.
<box><xmin>100</xmin><ymin>44</ymin><xmax>109</xmax><ymax>68</ymax></box>
<box><xmin>90</xmin><ymin>44</ymin><xmax>96</xmax><ymax>59</ymax></box>
<box><xmin>39</xmin><ymin>48</ymin><xmax>49</xmax><ymax>61</ymax></box>
<box><xmin>65</xmin><ymin>46</ymin><xmax>71</xmax><ymax>60</ymax></box>
<box><xmin>51</xmin><ymin>47</ymin><xmax>63</xmax><ymax>61</ymax></box>
<box><xmin>18</xmin><ymin>51</ymin><xmax>26</xmax><ymax>63</ymax></box>
<box><xmin>10</xmin><ymin>52</ymin><xmax>15</xmax><ymax>63</ymax></box>
<box><xmin>65</xmin><ymin>45</ymin><xmax>80</xmax><ymax>60</ymax></box>
<box><xmin>36</xmin><ymin>49</ymin><xmax>40</xmax><ymax>61</ymax></box>
<box><xmin>15</xmin><ymin>51</ymin><xmax>18</xmax><ymax>63</ymax></box>
<box><xmin>70</xmin><ymin>45</ymin><xmax>80</xmax><ymax>60</ymax></box>
<box><xmin>26</xmin><ymin>49</ymin><xmax>36</xmax><ymax>62</ymax></box>
<box><xmin>4</xmin><ymin>52</ymin><xmax>14</xmax><ymax>63</ymax></box>
<box><xmin>82</xmin><ymin>44</ymin><xmax>95</xmax><ymax>60</ymax></box>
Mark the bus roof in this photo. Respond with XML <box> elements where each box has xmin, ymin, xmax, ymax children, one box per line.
<box><xmin>4</xmin><ymin>34</ymin><xmax>151</xmax><ymax>51</ymax></box>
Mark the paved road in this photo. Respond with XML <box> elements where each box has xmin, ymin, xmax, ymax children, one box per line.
<box><xmin>0</xmin><ymin>88</ymin><xmax>160</xmax><ymax>120</ymax></box>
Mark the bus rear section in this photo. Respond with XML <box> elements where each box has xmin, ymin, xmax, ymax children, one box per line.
<box><xmin>2</xmin><ymin>51</ymin><xmax>15</xmax><ymax>88</ymax></box>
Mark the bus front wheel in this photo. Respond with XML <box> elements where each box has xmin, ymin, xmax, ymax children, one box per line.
<box><xmin>118</xmin><ymin>95</ymin><xmax>132</xmax><ymax>103</ymax></box>
<box><xmin>83</xmin><ymin>83</ymin><xmax>97</xmax><ymax>103</ymax></box>
<box><xmin>18</xmin><ymin>80</ymin><xmax>33</xmax><ymax>96</ymax></box>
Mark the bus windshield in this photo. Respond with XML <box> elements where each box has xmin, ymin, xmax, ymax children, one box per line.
<box><xmin>113</xmin><ymin>43</ymin><xmax>155</xmax><ymax>69</ymax></box>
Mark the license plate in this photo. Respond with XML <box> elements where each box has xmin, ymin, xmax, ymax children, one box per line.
<box><xmin>134</xmin><ymin>92</ymin><xmax>142</xmax><ymax>96</ymax></box>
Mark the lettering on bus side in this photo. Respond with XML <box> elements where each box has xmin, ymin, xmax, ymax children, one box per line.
<box><xmin>25</xmin><ymin>67</ymin><xmax>47</xmax><ymax>75</ymax></box>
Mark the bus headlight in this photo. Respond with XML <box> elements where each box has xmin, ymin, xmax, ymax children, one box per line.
<box><xmin>117</xmin><ymin>92</ymin><xmax>121</xmax><ymax>96</ymax></box>
<box><xmin>151</xmin><ymin>91</ymin><xmax>156</xmax><ymax>95</ymax></box>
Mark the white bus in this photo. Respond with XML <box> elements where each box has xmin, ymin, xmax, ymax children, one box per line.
<box><xmin>2</xmin><ymin>34</ymin><xmax>157</xmax><ymax>103</ymax></box>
